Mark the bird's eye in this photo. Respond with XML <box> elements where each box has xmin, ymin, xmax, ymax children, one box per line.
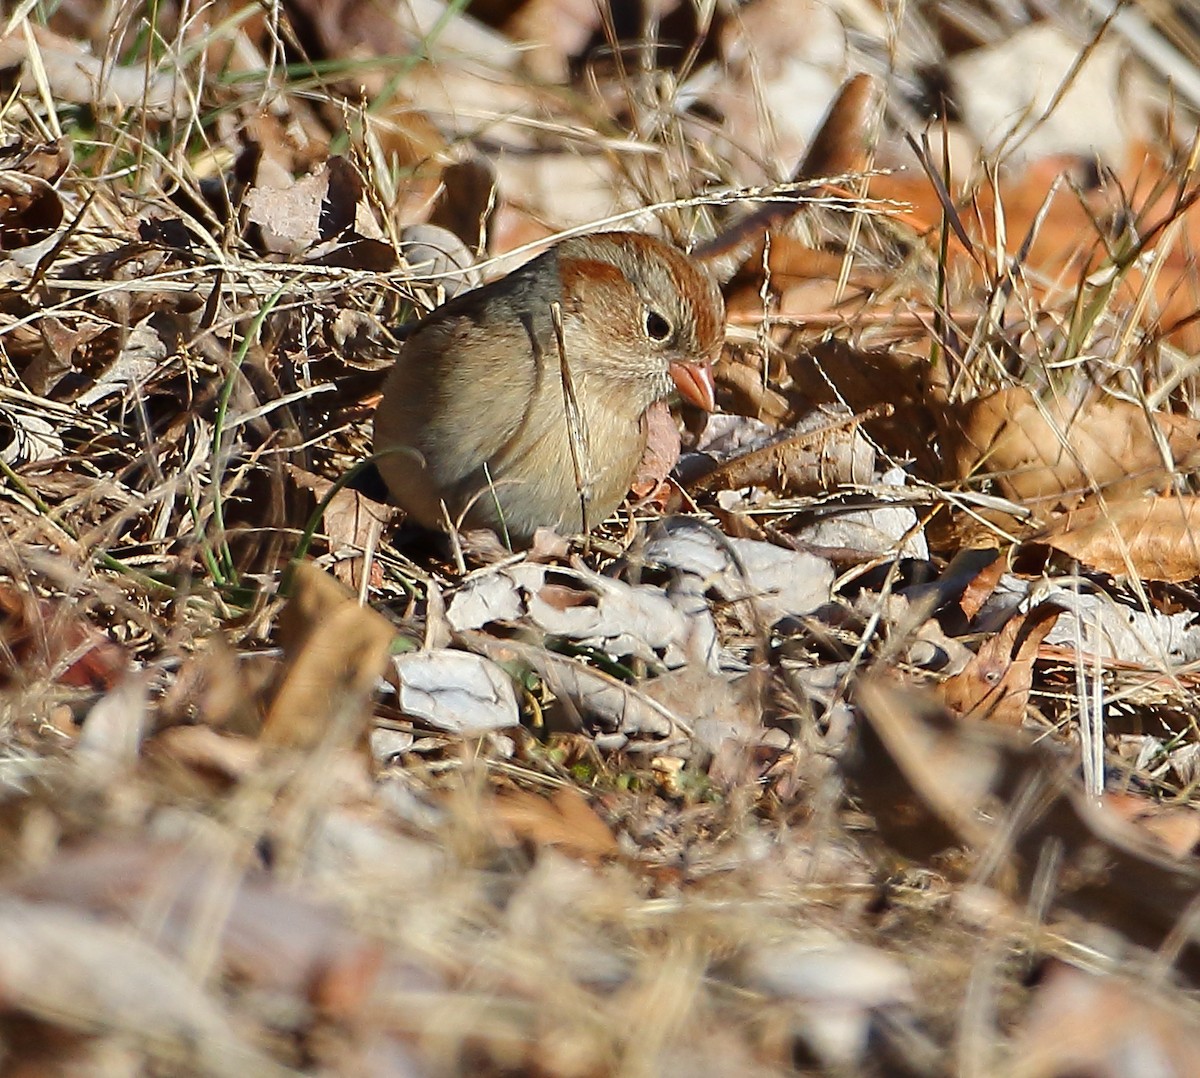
<box><xmin>644</xmin><ymin>308</ymin><xmax>672</xmax><ymax>341</ymax></box>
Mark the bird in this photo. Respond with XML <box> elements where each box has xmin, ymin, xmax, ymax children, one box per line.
<box><xmin>372</xmin><ymin>230</ymin><xmax>724</xmax><ymax>545</ymax></box>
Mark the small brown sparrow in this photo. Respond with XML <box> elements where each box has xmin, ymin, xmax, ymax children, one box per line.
<box><xmin>372</xmin><ymin>231</ymin><xmax>724</xmax><ymax>544</ymax></box>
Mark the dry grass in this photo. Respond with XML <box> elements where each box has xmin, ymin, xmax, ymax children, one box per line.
<box><xmin>4</xmin><ymin>1</ymin><xmax>1200</xmax><ymax>1075</ymax></box>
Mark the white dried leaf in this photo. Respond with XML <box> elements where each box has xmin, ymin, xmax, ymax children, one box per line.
<box><xmin>75</xmin><ymin>318</ymin><xmax>167</xmax><ymax>408</ymax></box>
<box><xmin>0</xmin><ymin>407</ymin><xmax>62</xmax><ymax>465</ymax></box>
<box><xmin>399</xmin><ymin>223</ymin><xmax>481</xmax><ymax>297</ymax></box>
<box><xmin>449</xmin><ymin>562</ymin><xmax>700</xmax><ymax>667</ymax></box>
<box><xmin>0</xmin><ymin>897</ymin><xmax>272</xmax><ymax>1076</ymax></box>
<box><xmin>1040</xmin><ymin>585</ymin><xmax>1200</xmax><ymax>666</ymax></box>
<box><xmin>77</xmin><ymin>673</ymin><xmax>148</xmax><ymax>776</ymax></box>
<box><xmin>392</xmin><ymin>649</ymin><xmax>519</xmax><ymax>733</ymax></box>
<box><xmin>0</xmin><ymin>32</ymin><xmax>186</xmax><ymax>118</ymax></box>
<box><xmin>949</xmin><ymin>24</ymin><xmax>1135</xmax><ymax>168</ymax></box>
<box><xmin>463</xmin><ymin>632</ymin><xmax>678</xmax><ymax>741</ymax></box>
<box><xmin>645</xmin><ymin>521</ymin><xmax>833</xmax><ymax>625</ymax></box>
<box><xmin>736</xmin><ymin>934</ymin><xmax>913</xmax><ymax>1068</ymax></box>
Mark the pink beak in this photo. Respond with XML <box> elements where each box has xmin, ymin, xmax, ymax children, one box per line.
<box><xmin>669</xmin><ymin>360</ymin><xmax>716</xmax><ymax>412</ymax></box>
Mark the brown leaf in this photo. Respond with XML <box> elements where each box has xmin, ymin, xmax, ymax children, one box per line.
<box><xmin>1039</xmin><ymin>494</ymin><xmax>1200</xmax><ymax>582</ymax></box>
<box><xmin>687</xmin><ymin>407</ymin><xmax>874</xmax><ymax>496</ymax></box>
<box><xmin>630</xmin><ymin>399</ymin><xmax>681</xmax><ymax>498</ymax></box>
<box><xmin>958</xmin><ymin>549</ymin><xmax>1005</xmax><ymax>621</ymax></box>
<box><xmin>0</xmin><ymin>172</ymin><xmax>63</xmax><ymax>251</ymax></box>
<box><xmin>0</xmin><ymin>25</ymin><xmax>185</xmax><ymax>117</ymax></box>
<box><xmin>491</xmin><ymin>786</ymin><xmax>619</xmax><ymax>861</ymax></box>
<box><xmin>0</xmin><ymin>896</ymin><xmax>273</xmax><ymax>1075</ymax></box>
<box><xmin>1102</xmin><ymin>792</ymin><xmax>1200</xmax><ymax>858</ymax></box>
<box><xmin>285</xmin><ymin>466</ymin><xmax>397</xmax><ymax>591</ymax></box>
<box><xmin>848</xmin><ymin>679</ymin><xmax>1019</xmax><ymax>858</ymax></box>
<box><xmin>502</xmin><ymin>0</ymin><xmax>605</xmax><ymax>82</ymax></box>
<box><xmin>1012</xmin><ymin>963</ymin><xmax>1200</xmax><ymax>1078</ymax></box>
<box><xmin>850</xmin><ymin>680</ymin><xmax>1200</xmax><ymax>983</ymax></box>
<box><xmin>261</xmin><ymin>563</ymin><xmax>395</xmax><ymax>749</ymax></box>
<box><xmin>942</xmin><ymin>387</ymin><xmax>1200</xmax><ymax>507</ymax></box>
<box><xmin>0</xmin><ymin>585</ymin><xmax>128</xmax><ymax>692</ymax></box>
<box><xmin>939</xmin><ymin>604</ymin><xmax>1061</xmax><ymax>726</ymax></box>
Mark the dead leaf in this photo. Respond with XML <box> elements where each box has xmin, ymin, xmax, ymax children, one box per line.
<box><xmin>491</xmin><ymin>786</ymin><xmax>619</xmax><ymax>861</ymax></box>
<box><xmin>1039</xmin><ymin>494</ymin><xmax>1200</xmax><ymax>582</ymax></box>
<box><xmin>262</xmin><ymin>563</ymin><xmax>395</xmax><ymax>749</ymax></box>
<box><xmin>463</xmin><ymin>631</ymin><xmax>680</xmax><ymax>745</ymax></box>
<box><xmin>850</xmin><ymin>679</ymin><xmax>1200</xmax><ymax>982</ymax></box>
<box><xmin>15</xmin><ymin>840</ymin><xmax>387</xmax><ymax>1019</ymax></box>
<box><xmin>76</xmin><ymin>672</ymin><xmax>149</xmax><ymax>775</ymax></box>
<box><xmin>943</xmin><ymin>387</ymin><xmax>1200</xmax><ymax>507</ymax></box>
<box><xmin>687</xmin><ymin>406</ymin><xmax>874</xmax><ymax>496</ymax></box>
<box><xmin>285</xmin><ymin>466</ymin><xmax>397</xmax><ymax>591</ymax></box>
<box><xmin>0</xmin><ymin>24</ymin><xmax>186</xmax><ymax>117</ymax></box>
<box><xmin>940</xmin><ymin>604</ymin><xmax>1061</xmax><ymax>725</ymax></box>
<box><xmin>958</xmin><ymin>549</ymin><xmax>1005</xmax><ymax>621</ymax></box>
<box><xmin>389</xmin><ymin>648</ymin><xmax>519</xmax><ymax>734</ymax></box>
<box><xmin>0</xmin><ymin>584</ymin><xmax>128</xmax><ymax>692</ymax></box>
<box><xmin>0</xmin><ymin>896</ymin><xmax>275</xmax><ymax>1076</ymax></box>
<box><xmin>1102</xmin><ymin>792</ymin><xmax>1200</xmax><ymax>858</ymax></box>
<box><xmin>630</xmin><ymin>399</ymin><xmax>682</xmax><ymax>498</ymax></box>
<box><xmin>949</xmin><ymin>24</ymin><xmax>1132</xmax><ymax>169</ymax></box>
<box><xmin>1011</xmin><ymin>963</ymin><xmax>1200</xmax><ymax>1078</ymax></box>
<box><xmin>244</xmin><ymin>156</ymin><xmax>370</xmax><ymax>256</ymax></box>
<box><xmin>502</xmin><ymin>0</ymin><xmax>605</xmax><ymax>82</ymax></box>
<box><xmin>643</xmin><ymin>519</ymin><xmax>834</xmax><ymax>628</ymax></box>
<box><xmin>0</xmin><ymin>171</ymin><xmax>63</xmax><ymax>251</ymax></box>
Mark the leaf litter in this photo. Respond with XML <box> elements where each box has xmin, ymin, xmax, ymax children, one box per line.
<box><xmin>5</xmin><ymin>1</ymin><xmax>1200</xmax><ymax>1075</ymax></box>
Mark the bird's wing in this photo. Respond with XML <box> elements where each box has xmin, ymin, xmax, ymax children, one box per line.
<box><xmin>381</xmin><ymin>312</ymin><xmax>546</xmax><ymax>490</ymax></box>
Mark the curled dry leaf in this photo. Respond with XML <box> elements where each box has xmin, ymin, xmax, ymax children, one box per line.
<box><xmin>15</xmin><ymin>839</ymin><xmax>388</xmax><ymax>1020</ymax></box>
<box><xmin>389</xmin><ymin>648</ymin><xmax>519</xmax><ymax>734</ymax></box>
<box><xmin>448</xmin><ymin>560</ymin><xmax>703</xmax><ymax>669</ymax></box>
<box><xmin>491</xmin><ymin>786</ymin><xmax>619</xmax><ymax>862</ymax></box>
<box><xmin>0</xmin><ymin>405</ymin><xmax>62</xmax><ymax>465</ymax></box>
<box><xmin>939</xmin><ymin>603</ymin><xmax>1061</xmax><ymax>726</ymax></box>
<box><xmin>0</xmin><ymin>584</ymin><xmax>128</xmax><ymax>692</ymax></box>
<box><xmin>687</xmin><ymin>405</ymin><xmax>875</xmax><ymax>497</ymax></box>
<box><xmin>949</xmin><ymin>24</ymin><xmax>1132</xmax><ymax>169</ymax></box>
<box><xmin>697</xmin><ymin>70</ymin><xmax>879</xmax><ymax>272</ymax></box>
<box><xmin>463</xmin><ymin>631</ymin><xmax>679</xmax><ymax>744</ymax></box>
<box><xmin>1102</xmin><ymin>792</ymin><xmax>1200</xmax><ymax>859</ymax></box>
<box><xmin>630</xmin><ymin>399</ymin><xmax>682</xmax><ymax>499</ymax></box>
<box><xmin>244</xmin><ymin>156</ymin><xmax>371</xmax><ymax>256</ymax></box>
<box><xmin>285</xmin><ymin>465</ymin><xmax>398</xmax><ymax>592</ymax></box>
<box><xmin>943</xmin><ymin>387</ymin><xmax>1200</xmax><ymax>507</ymax></box>
<box><xmin>1038</xmin><ymin>494</ymin><xmax>1200</xmax><ymax>582</ymax></box>
<box><xmin>705</xmin><ymin>0</ymin><xmax>846</xmax><ymax>180</ymax></box>
<box><xmin>643</xmin><ymin>519</ymin><xmax>834</xmax><ymax>628</ymax></box>
<box><xmin>1</xmin><ymin>138</ymin><xmax>72</xmax><ymax>184</ymax></box>
<box><xmin>398</xmin><ymin>223</ymin><xmax>482</xmax><ymax>298</ymax></box>
<box><xmin>715</xmin><ymin>359</ymin><xmax>793</xmax><ymax>424</ymax></box>
<box><xmin>262</xmin><ymin>563</ymin><xmax>396</xmax><ymax>749</ymax></box>
<box><xmin>730</xmin><ymin>932</ymin><xmax>914</xmax><ymax>1069</ymax></box>
<box><xmin>1038</xmin><ymin>583</ymin><xmax>1200</xmax><ymax>666</ymax></box>
<box><xmin>850</xmin><ymin>680</ymin><xmax>1200</xmax><ymax>983</ymax></box>
<box><xmin>0</xmin><ymin>171</ymin><xmax>63</xmax><ymax>251</ymax></box>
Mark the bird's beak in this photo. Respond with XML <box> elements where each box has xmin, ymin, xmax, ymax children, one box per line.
<box><xmin>669</xmin><ymin>360</ymin><xmax>716</xmax><ymax>412</ymax></box>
